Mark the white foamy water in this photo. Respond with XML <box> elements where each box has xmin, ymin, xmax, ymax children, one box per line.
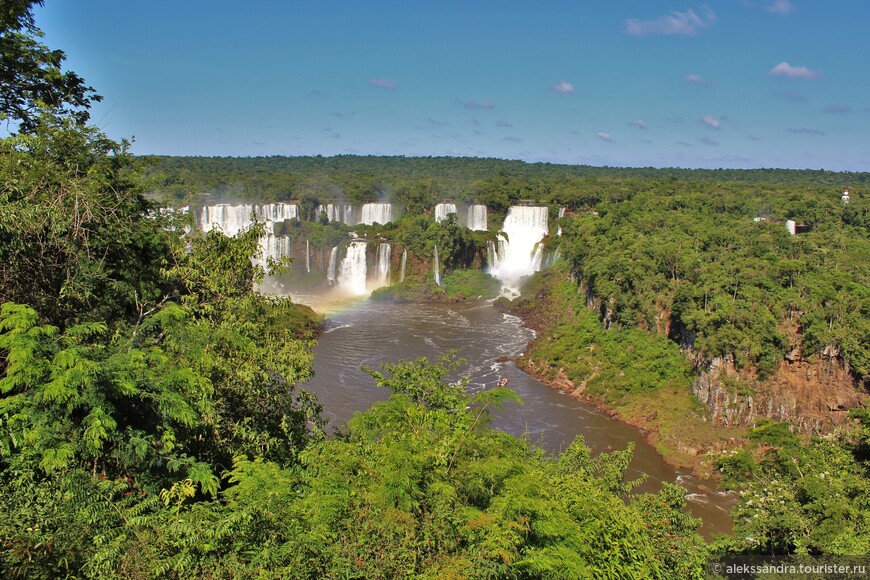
<box><xmin>337</xmin><ymin>241</ymin><xmax>368</xmax><ymax>295</ymax></box>
<box><xmin>468</xmin><ymin>204</ymin><xmax>488</xmax><ymax>231</ymax></box>
<box><xmin>359</xmin><ymin>203</ymin><xmax>394</xmax><ymax>225</ymax></box>
<box><xmin>491</xmin><ymin>206</ymin><xmax>549</xmax><ymax>289</ymax></box>
<box><xmin>435</xmin><ymin>203</ymin><xmax>457</xmax><ymax>223</ymax></box>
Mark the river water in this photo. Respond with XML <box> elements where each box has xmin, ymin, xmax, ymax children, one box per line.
<box><xmin>299</xmin><ymin>297</ymin><xmax>736</xmax><ymax>539</ymax></box>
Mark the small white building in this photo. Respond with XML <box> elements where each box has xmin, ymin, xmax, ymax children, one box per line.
<box><xmin>842</xmin><ymin>190</ymin><xmax>851</xmax><ymax>204</ymax></box>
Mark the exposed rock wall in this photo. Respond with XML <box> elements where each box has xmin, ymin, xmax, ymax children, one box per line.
<box><xmin>692</xmin><ymin>354</ymin><xmax>865</xmax><ymax>434</ymax></box>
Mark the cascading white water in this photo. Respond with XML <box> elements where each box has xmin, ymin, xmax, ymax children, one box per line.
<box><xmin>468</xmin><ymin>204</ymin><xmax>488</xmax><ymax>231</ymax></box>
<box><xmin>487</xmin><ymin>240</ymin><xmax>498</xmax><ymax>270</ymax></box>
<box><xmin>305</xmin><ymin>239</ymin><xmax>310</xmax><ymax>273</ymax></box>
<box><xmin>318</xmin><ymin>203</ymin><xmax>354</xmax><ymax>225</ymax></box>
<box><xmin>199</xmin><ymin>203</ymin><xmax>299</xmax><ymax>236</ymax></box>
<box><xmin>434</xmin><ymin>203</ymin><xmax>457</xmax><ymax>223</ymax></box>
<box><xmin>337</xmin><ymin>241</ymin><xmax>369</xmax><ymax>295</ymax></box>
<box><xmin>556</xmin><ymin>207</ymin><xmax>565</xmax><ymax>236</ymax></box>
<box><xmin>433</xmin><ymin>245</ymin><xmax>441</xmax><ymax>286</ymax></box>
<box><xmin>199</xmin><ymin>203</ymin><xmax>255</xmax><ymax>236</ymax></box>
<box><xmin>375</xmin><ymin>243</ymin><xmax>391</xmax><ymax>286</ymax></box>
<box><xmin>530</xmin><ymin>243</ymin><xmax>544</xmax><ymax>271</ymax></box>
<box><xmin>359</xmin><ymin>203</ymin><xmax>393</xmax><ymax>225</ymax></box>
<box><xmin>256</xmin><ymin>203</ymin><xmax>299</xmax><ymax>223</ymax></box>
<box><xmin>400</xmin><ymin>249</ymin><xmax>407</xmax><ymax>283</ymax></box>
<box><xmin>491</xmin><ymin>206</ymin><xmax>549</xmax><ymax>289</ymax></box>
<box><xmin>256</xmin><ymin>233</ymin><xmax>292</xmax><ymax>269</ymax></box>
<box><xmin>326</xmin><ymin>247</ymin><xmax>338</xmax><ymax>285</ymax></box>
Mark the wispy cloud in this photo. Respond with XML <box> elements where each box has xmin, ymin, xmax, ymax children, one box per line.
<box><xmin>551</xmin><ymin>81</ymin><xmax>575</xmax><ymax>94</ymax></box>
<box><xmin>823</xmin><ymin>104</ymin><xmax>852</xmax><ymax>114</ymax></box>
<box><xmin>700</xmin><ymin>135</ymin><xmax>718</xmax><ymax>146</ymax></box>
<box><xmin>596</xmin><ymin>132</ymin><xmax>613</xmax><ymax>142</ymax></box>
<box><xmin>747</xmin><ymin>135</ymin><xmax>762</xmax><ymax>141</ymax></box>
<box><xmin>769</xmin><ymin>62</ymin><xmax>820</xmax><ymax>79</ymax></box>
<box><xmin>624</xmin><ymin>7</ymin><xmax>716</xmax><ymax>36</ymax></box>
<box><xmin>741</xmin><ymin>0</ymin><xmax>795</xmax><ymax>14</ymax></box>
<box><xmin>788</xmin><ymin>127</ymin><xmax>825</xmax><ymax>135</ymax></box>
<box><xmin>763</xmin><ymin>0</ymin><xmax>794</xmax><ymax>15</ymax></box>
<box><xmin>370</xmin><ymin>77</ymin><xmax>397</xmax><ymax>90</ymax></box>
<box><xmin>629</xmin><ymin>119</ymin><xmax>647</xmax><ymax>129</ymax></box>
<box><xmin>684</xmin><ymin>73</ymin><xmax>713</xmax><ymax>87</ymax></box>
<box><xmin>460</xmin><ymin>99</ymin><xmax>495</xmax><ymax>110</ymax></box>
<box><xmin>503</xmin><ymin>136</ymin><xmax>523</xmax><ymax>143</ymax></box>
<box><xmin>702</xmin><ymin>115</ymin><xmax>721</xmax><ymax>129</ymax></box>
<box><xmin>496</xmin><ymin>119</ymin><xmax>513</xmax><ymax>128</ymax></box>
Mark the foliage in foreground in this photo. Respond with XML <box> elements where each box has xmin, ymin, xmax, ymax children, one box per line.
<box><xmin>1</xmin><ymin>356</ymin><xmax>709</xmax><ymax>578</ymax></box>
<box><xmin>714</xmin><ymin>416</ymin><xmax>870</xmax><ymax>556</ymax></box>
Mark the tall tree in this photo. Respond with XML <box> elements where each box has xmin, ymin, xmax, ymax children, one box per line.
<box><xmin>1</xmin><ymin>0</ymin><xmax>101</xmax><ymax>132</ymax></box>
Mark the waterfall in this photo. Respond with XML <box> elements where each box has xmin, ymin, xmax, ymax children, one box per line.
<box><xmin>359</xmin><ymin>203</ymin><xmax>393</xmax><ymax>225</ymax></box>
<box><xmin>326</xmin><ymin>246</ymin><xmax>338</xmax><ymax>285</ymax></box>
<box><xmin>468</xmin><ymin>204</ymin><xmax>488</xmax><ymax>231</ymax></box>
<box><xmin>318</xmin><ymin>203</ymin><xmax>354</xmax><ymax>225</ymax></box>
<box><xmin>376</xmin><ymin>243</ymin><xmax>391</xmax><ymax>286</ymax></box>
<box><xmin>487</xmin><ymin>240</ymin><xmax>499</xmax><ymax>271</ymax></box>
<box><xmin>198</xmin><ymin>203</ymin><xmax>298</xmax><ymax>236</ymax></box>
<box><xmin>434</xmin><ymin>203</ymin><xmax>457</xmax><ymax>223</ymax></box>
<box><xmin>556</xmin><ymin>207</ymin><xmax>565</xmax><ymax>236</ymax></box>
<box><xmin>199</xmin><ymin>203</ymin><xmax>254</xmax><ymax>236</ymax></box>
<box><xmin>256</xmin><ymin>233</ymin><xmax>292</xmax><ymax>269</ymax></box>
<box><xmin>305</xmin><ymin>239</ymin><xmax>310</xmax><ymax>273</ymax></box>
<box><xmin>400</xmin><ymin>249</ymin><xmax>407</xmax><ymax>283</ymax></box>
<box><xmin>337</xmin><ymin>241</ymin><xmax>368</xmax><ymax>295</ymax></box>
<box><xmin>531</xmin><ymin>243</ymin><xmax>544</xmax><ymax>271</ymax></box>
<box><xmin>433</xmin><ymin>245</ymin><xmax>441</xmax><ymax>286</ymax></box>
<box><xmin>491</xmin><ymin>206</ymin><xmax>549</xmax><ymax>289</ymax></box>
<box><xmin>256</xmin><ymin>202</ymin><xmax>299</xmax><ymax>223</ymax></box>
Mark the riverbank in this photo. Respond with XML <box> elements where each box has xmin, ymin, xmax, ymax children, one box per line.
<box><xmin>499</xmin><ymin>269</ymin><xmax>747</xmax><ymax>478</ymax></box>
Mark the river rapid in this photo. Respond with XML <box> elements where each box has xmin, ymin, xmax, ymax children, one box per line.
<box><xmin>298</xmin><ymin>296</ymin><xmax>736</xmax><ymax>539</ymax></box>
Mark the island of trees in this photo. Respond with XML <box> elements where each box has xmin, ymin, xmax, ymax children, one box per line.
<box><xmin>2</xmin><ymin>1</ymin><xmax>869</xmax><ymax>577</ymax></box>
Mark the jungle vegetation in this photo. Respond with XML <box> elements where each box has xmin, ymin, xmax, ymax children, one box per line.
<box><xmin>2</xmin><ymin>1</ymin><xmax>870</xmax><ymax>577</ymax></box>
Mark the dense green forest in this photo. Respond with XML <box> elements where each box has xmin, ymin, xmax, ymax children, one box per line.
<box><xmin>147</xmin><ymin>154</ymin><xmax>870</xmax><ymax>207</ymax></box>
<box><xmin>3</xmin><ymin>1</ymin><xmax>870</xmax><ymax>577</ymax></box>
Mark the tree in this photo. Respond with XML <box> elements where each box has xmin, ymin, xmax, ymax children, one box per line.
<box><xmin>1</xmin><ymin>0</ymin><xmax>101</xmax><ymax>132</ymax></box>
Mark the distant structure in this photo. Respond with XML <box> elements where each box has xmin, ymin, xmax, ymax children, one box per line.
<box><xmin>785</xmin><ymin>220</ymin><xmax>797</xmax><ymax>236</ymax></box>
<box><xmin>842</xmin><ymin>190</ymin><xmax>851</xmax><ymax>204</ymax></box>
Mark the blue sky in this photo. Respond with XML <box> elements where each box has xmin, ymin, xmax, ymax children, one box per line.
<box><xmin>36</xmin><ymin>1</ymin><xmax>869</xmax><ymax>170</ymax></box>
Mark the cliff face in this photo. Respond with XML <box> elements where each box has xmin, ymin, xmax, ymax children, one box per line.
<box><xmin>691</xmin><ymin>353</ymin><xmax>866</xmax><ymax>434</ymax></box>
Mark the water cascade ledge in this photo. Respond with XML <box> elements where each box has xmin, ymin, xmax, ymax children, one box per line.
<box><xmin>185</xmin><ymin>201</ymin><xmax>562</xmax><ymax>298</ymax></box>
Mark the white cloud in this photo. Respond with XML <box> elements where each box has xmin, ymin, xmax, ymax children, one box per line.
<box><xmin>551</xmin><ymin>81</ymin><xmax>575</xmax><ymax>94</ymax></box>
<box><xmin>684</xmin><ymin>73</ymin><xmax>713</xmax><ymax>87</ymax></box>
<box><xmin>764</xmin><ymin>0</ymin><xmax>794</xmax><ymax>15</ymax></box>
<box><xmin>702</xmin><ymin>115</ymin><xmax>721</xmax><ymax>129</ymax></box>
<box><xmin>596</xmin><ymin>132</ymin><xmax>613</xmax><ymax>142</ymax></box>
<box><xmin>624</xmin><ymin>7</ymin><xmax>716</xmax><ymax>36</ymax></box>
<box><xmin>630</xmin><ymin>119</ymin><xmax>647</xmax><ymax>129</ymax></box>
<box><xmin>370</xmin><ymin>78</ymin><xmax>397</xmax><ymax>90</ymax></box>
<box><xmin>769</xmin><ymin>62</ymin><xmax>820</xmax><ymax>79</ymax></box>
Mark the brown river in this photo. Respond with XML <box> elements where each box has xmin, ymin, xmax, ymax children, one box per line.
<box><xmin>298</xmin><ymin>297</ymin><xmax>736</xmax><ymax>539</ymax></box>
